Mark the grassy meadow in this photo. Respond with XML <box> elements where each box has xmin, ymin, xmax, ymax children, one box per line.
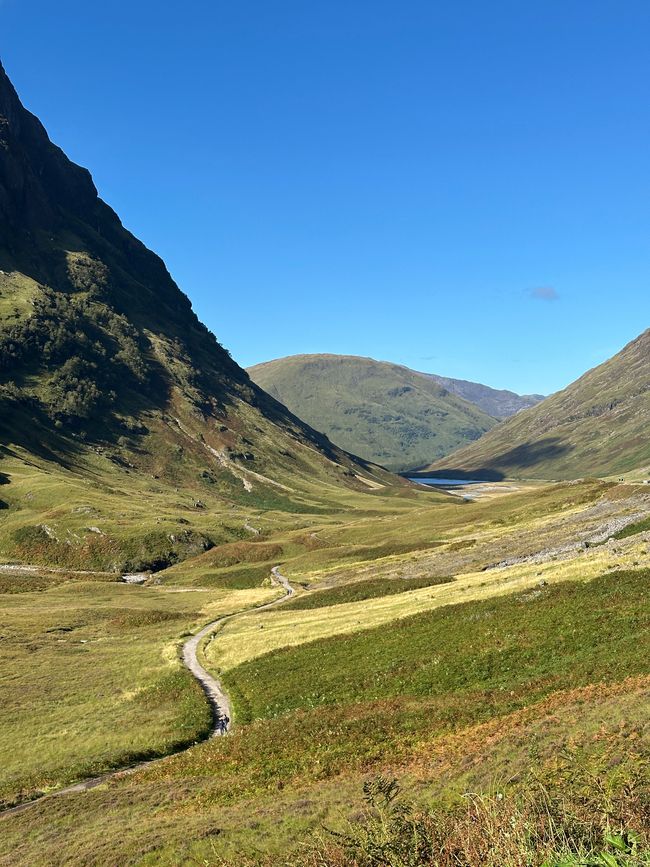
<box><xmin>0</xmin><ymin>428</ymin><xmax>434</xmax><ymax>576</ymax></box>
<box><xmin>0</xmin><ymin>477</ymin><xmax>647</xmax><ymax>863</ymax></box>
<box><xmin>0</xmin><ymin>576</ymin><xmax>277</xmax><ymax>807</ymax></box>
<box><xmin>0</xmin><ymin>567</ymin><xmax>647</xmax><ymax>865</ymax></box>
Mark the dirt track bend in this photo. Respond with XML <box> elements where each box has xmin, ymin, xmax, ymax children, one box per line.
<box><xmin>0</xmin><ymin>566</ymin><xmax>294</xmax><ymax>819</ymax></box>
<box><xmin>183</xmin><ymin>565</ymin><xmax>294</xmax><ymax>735</ymax></box>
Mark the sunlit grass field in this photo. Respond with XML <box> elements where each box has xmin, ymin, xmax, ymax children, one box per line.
<box><xmin>207</xmin><ymin>531</ymin><xmax>649</xmax><ymax>672</ymax></box>
<box><xmin>223</xmin><ymin>569</ymin><xmax>649</xmax><ymax>724</ymax></box>
<box><xmin>0</xmin><ymin>477</ymin><xmax>648</xmax><ymax>864</ymax></box>
<box><xmin>0</xmin><ymin>578</ymin><xmax>276</xmax><ymax>807</ymax></box>
<box><xmin>0</xmin><ymin>569</ymin><xmax>647</xmax><ymax>865</ymax></box>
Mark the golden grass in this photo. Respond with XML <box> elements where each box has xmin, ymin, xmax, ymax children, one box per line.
<box><xmin>0</xmin><ymin>580</ymin><xmax>278</xmax><ymax>805</ymax></box>
<box><xmin>210</xmin><ymin>538</ymin><xmax>649</xmax><ymax>671</ymax></box>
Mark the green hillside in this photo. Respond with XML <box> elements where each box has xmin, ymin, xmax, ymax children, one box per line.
<box><xmin>0</xmin><ymin>60</ymin><xmax>402</xmax><ymax>571</ymax></box>
<box><xmin>427</xmin><ymin>329</ymin><xmax>650</xmax><ymax>480</ymax></box>
<box><xmin>248</xmin><ymin>354</ymin><xmax>497</xmax><ymax>472</ymax></box>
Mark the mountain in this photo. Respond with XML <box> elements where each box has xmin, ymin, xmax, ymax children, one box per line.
<box><xmin>416</xmin><ymin>373</ymin><xmax>543</xmax><ymax>418</ymax></box>
<box><xmin>426</xmin><ymin>329</ymin><xmax>650</xmax><ymax>480</ymax></box>
<box><xmin>0</xmin><ymin>60</ymin><xmax>399</xmax><ymax>570</ymax></box>
<box><xmin>247</xmin><ymin>354</ymin><xmax>498</xmax><ymax>472</ymax></box>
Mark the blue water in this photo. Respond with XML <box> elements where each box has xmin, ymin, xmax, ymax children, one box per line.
<box><xmin>408</xmin><ymin>477</ymin><xmax>485</xmax><ymax>487</ymax></box>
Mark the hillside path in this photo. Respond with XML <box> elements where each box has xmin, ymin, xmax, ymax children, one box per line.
<box><xmin>183</xmin><ymin>565</ymin><xmax>294</xmax><ymax>735</ymax></box>
<box><xmin>0</xmin><ymin>566</ymin><xmax>294</xmax><ymax>818</ymax></box>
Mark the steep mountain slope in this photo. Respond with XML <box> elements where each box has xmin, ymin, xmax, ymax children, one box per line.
<box><xmin>248</xmin><ymin>354</ymin><xmax>497</xmax><ymax>472</ymax></box>
<box><xmin>417</xmin><ymin>372</ymin><xmax>543</xmax><ymax>418</ymax></box>
<box><xmin>427</xmin><ymin>329</ymin><xmax>650</xmax><ymax>480</ymax></box>
<box><xmin>0</xmin><ymin>60</ymin><xmax>400</xmax><ymax>569</ymax></box>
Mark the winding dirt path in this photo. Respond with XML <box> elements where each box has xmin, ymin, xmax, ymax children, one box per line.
<box><xmin>182</xmin><ymin>565</ymin><xmax>294</xmax><ymax>736</ymax></box>
<box><xmin>0</xmin><ymin>566</ymin><xmax>294</xmax><ymax>818</ymax></box>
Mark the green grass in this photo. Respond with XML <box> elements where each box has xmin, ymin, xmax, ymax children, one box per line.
<box><xmin>194</xmin><ymin>563</ymin><xmax>277</xmax><ymax>589</ymax></box>
<box><xmin>0</xmin><ymin>403</ymin><xmax>431</xmax><ymax>578</ymax></box>
<box><xmin>165</xmin><ymin>569</ymin><xmax>650</xmax><ymax>823</ymax></box>
<box><xmin>614</xmin><ymin>515</ymin><xmax>650</xmax><ymax>540</ymax></box>
<box><xmin>281</xmin><ymin>574</ymin><xmax>455</xmax><ymax>610</ymax></box>
<box><xmin>278</xmin><ymin>478</ymin><xmax>612</xmax><ymax>581</ymax></box>
<box><xmin>2</xmin><ymin>450</ymin><xmax>607</xmax><ymax>815</ymax></box>
<box><xmin>224</xmin><ymin>569</ymin><xmax>649</xmax><ymax>724</ymax></box>
<box><xmin>0</xmin><ymin>271</ymin><xmax>38</xmax><ymax>324</ymax></box>
<box><xmin>0</xmin><ymin>578</ymin><xmax>275</xmax><ymax>807</ymax></box>
<box><xmin>198</xmin><ymin>479</ymin><xmax>650</xmax><ymax>673</ymax></box>
<box><xmin>0</xmin><ymin>572</ymin><xmax>647</xmax><ymax>866</ymax></box>
<box><xmin>0</xmin><ymin>570</ymin><xmax>117</xmax><ymax>594</ymax></box>
<box><xmin>0</xmin><ymin>474</ymin><xmax>632</xmax><ymax>814</ymax></box>
<box><xmin>0</xmin><ymin>475</ymin><xmax>629</xmax><ymax>806</ymax></box>
<box><xmin>0</xmin><ymin>465</ymin><xmax>645</xmax><ymax>863</ymax></box>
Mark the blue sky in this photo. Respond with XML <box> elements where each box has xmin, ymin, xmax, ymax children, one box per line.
<box><xmin>2</xmin><ymin>1</ymin><xmax>649</xmax><ymax>395</ymax></box>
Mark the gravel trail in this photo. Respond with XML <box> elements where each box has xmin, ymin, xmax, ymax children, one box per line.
<box><xmin>0</xmin><ymin>566</ymin><xmax>294</xmax><ymax>818</ymax></box>
<box><xmin>182</xmin><ymin>565</ymin><xmax>294</xmax><ymax>735</ymax></box>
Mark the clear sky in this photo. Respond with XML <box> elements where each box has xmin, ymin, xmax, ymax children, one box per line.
<box><xmin>2</xmin><ymin>1</ymin><xmax>649</xmax><ymax>395</ymax></box>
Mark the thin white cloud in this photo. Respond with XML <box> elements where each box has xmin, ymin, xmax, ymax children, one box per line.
<box><xmin>530</xmin><ymin>286</ymin><xmax>559</xmax><ymax>302</ymax></box>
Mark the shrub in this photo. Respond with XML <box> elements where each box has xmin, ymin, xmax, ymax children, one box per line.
<box><xmin>0</xmin><ymin>287</ymin><xmax>155</xmax><ymax>423</ymax></box>
<box><xmin>298</xmin><ymin>776</ymin><xmax>650</xmax><ymax>867</ymax></box>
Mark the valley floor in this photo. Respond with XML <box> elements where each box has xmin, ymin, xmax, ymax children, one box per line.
<box><xmin>0</xmin><ymin>478</ymin><xmax>649</xmax><ymax>864</ymax></box>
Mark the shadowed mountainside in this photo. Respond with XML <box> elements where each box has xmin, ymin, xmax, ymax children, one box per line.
<box><xmin>0</xmin><ymin>60</ymin><xmax>402</xmax><ymax>570</ymax></box>
<box><xmin>428</xmin><ymin>329</ymin><xmax>650</xmax><ymax>480</ymax></box>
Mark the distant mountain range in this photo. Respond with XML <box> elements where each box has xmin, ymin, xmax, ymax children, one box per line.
<box><xmin>416</xmin><ymin>373</ymin><xmax>543</xmax><ymax>419</ymax></box>
<box><xmin>248</xmin><ymin>354</ymin><xmax>539</xmax><ymax>472</ymax></box>
<box><xmin>427</xmin><ymin>329</ymin><xmax>650</xmax><ymax>480</ymax></box>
